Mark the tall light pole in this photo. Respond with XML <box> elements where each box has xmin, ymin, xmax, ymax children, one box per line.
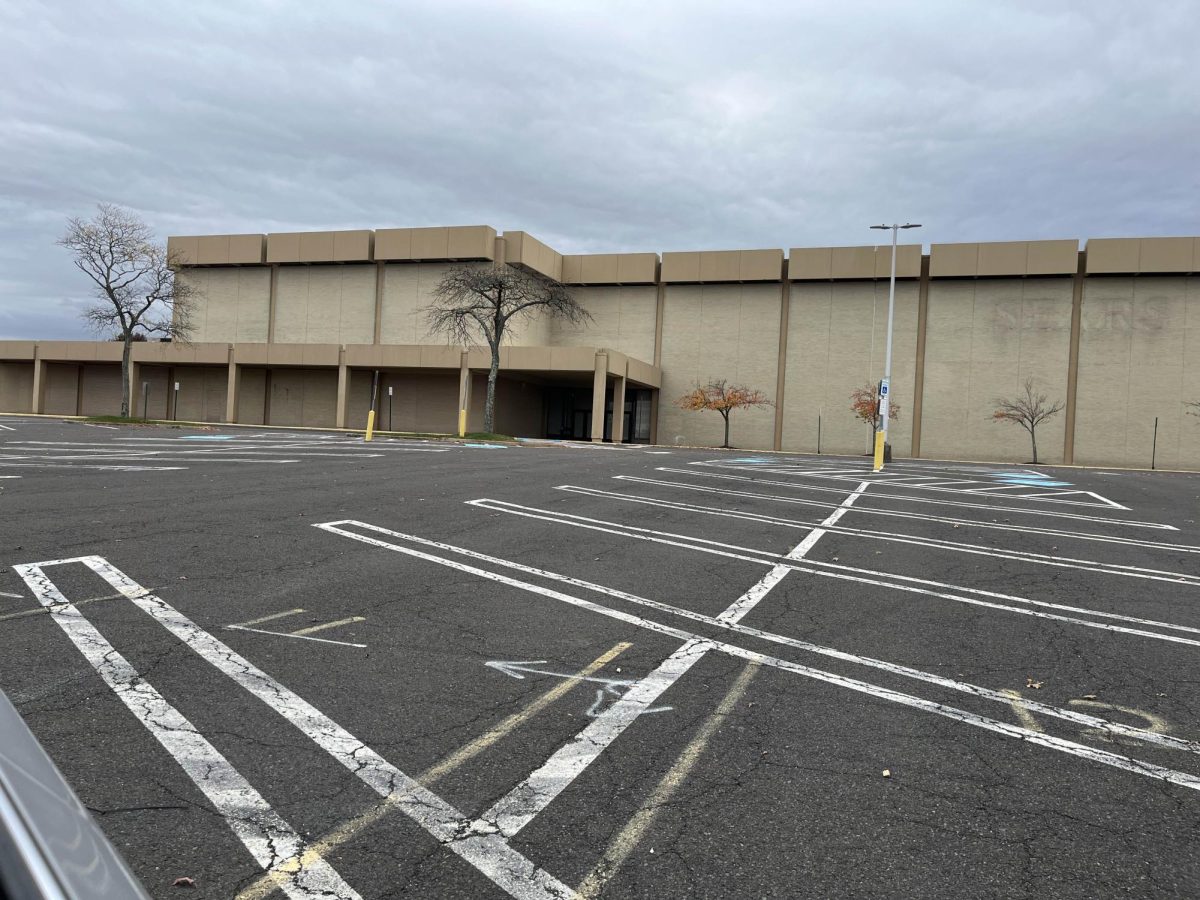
<box><xmin>869</xmin><ymin>222</ymin><xmax>921</xmax><ymax>472</ymax></box>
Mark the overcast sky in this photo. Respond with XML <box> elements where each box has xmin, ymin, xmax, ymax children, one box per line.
<box><xmin>1</xmin><ymin>0</ymin><xmax>1197</xmax><ymax>339</ymax></box>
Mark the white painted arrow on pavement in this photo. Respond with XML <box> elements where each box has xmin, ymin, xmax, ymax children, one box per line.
<box><xmin>486</xmin><ymin>659</ymin><xmax>672</xmax><ymax>717</ymax></box>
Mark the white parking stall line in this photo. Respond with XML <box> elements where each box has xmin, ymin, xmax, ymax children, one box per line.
<box><xmin>15</xmin><ymin>556</ymin><xmax>574</xmax><ymax>900</ymax></box>
<box><xmin>314</xmin><ymin>522</ymin><xmax>1200</xmax><ymax>799</ymax></box>
<box><xmin>80</xmin><ymin>422</ymin><xmax>118</xmax><ymax>430</ymax></box>
<box><xmin>317</xmin><ymin>520</ymin><xmax>1200</xmax><ymax>756</ymax></box>
<box><xmin>697</xmin><ymin>461</ymin><xmax>1130</xmax><ymax>509</ymax></box>
<box><xmin>0</xmin><ymin>461</ymin><xmax>187</xmax><ymax>471</ymax></box>
<box><xmin>553</xmin><ymin>486</ymin><xmax>1200</xmax><ymax>587</ymax></box>
<box><xmin>13</xmin><ymin>562</ymin><xmax>361</xmax><ymax>900</ymax></box>
<box><xmin>467</xmin><ymin>499</ymin><xmax>1200</xmax><ymax>643</ymax></box>
<box><xmin>0</xmin><ymin>453</ymin><xmax>297</xmax><ymax>464</ymax></box>
<box><xmin>654</xmin><ymin>467</ymin><xmax>1175</xmax><ymax>531</ymax></box>
<box><xmin>225</xmin><ymin>624</ymin><xmax>367</xmax><ymax>649</ymax></box>
<box><xmin>0</xmin><ymin>423</ymin><xmax>15</xmax><ymax>431</ymax></box>
<box><xmin>717</xmin><ymin>481</ymin><xmax>869</xmax><ymax>625</ymax></box>
<box><xmin>616</xmin><ymin>476</ymin><xmax>1183</xmax><ymax>552</ymax></box>
<box><xmin>463</xmin><ymin>481</ymin><xmax>870</xmax><ymax>838</ymax></box>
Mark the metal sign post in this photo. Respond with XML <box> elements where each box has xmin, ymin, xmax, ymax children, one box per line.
<box><xmin>141</xmin><ymin>382</ymin><xmax>150</xmax><ymax>419</ymax></box>
<box><xmin>173</xmin><ymin>382</ymin><xmax>180</xmax><ymax>421</ymax></box>
<box><xmin>388</xmin><ymin>385</ymin><xmax>393</xmax><ymax>432</ymax></box>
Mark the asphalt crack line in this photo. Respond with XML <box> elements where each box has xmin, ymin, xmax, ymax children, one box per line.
<box><xmin>13</xmin><ymin>562</ymin><xmax>360</xmax><ymax>900</ymax></box>
<box><xmin>576</xmin><ymin>660</ymin><xmax>761</xmax><ymax>898</ymax></box>
<box><xmin>234</xmin><ymin>641</ymin><xmax>632</xmax><ymax>900</ymax></box>
<box><xmin>14</xmin><ymin>555</ymin><xmax>577</xmax><ymax>900</ymax></box>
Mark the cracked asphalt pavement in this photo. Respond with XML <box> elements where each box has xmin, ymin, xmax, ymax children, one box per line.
<box><xmin>2</xmin><ymin>419</ymin><xmax>1199</xmax><ymax>898</ymax></box>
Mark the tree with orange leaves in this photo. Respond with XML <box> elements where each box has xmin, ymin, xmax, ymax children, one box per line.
<box><xmin>676</xmin><ymin>379</ymin><xmax>772</xmax><ymax>448</ymax></box>
<box><xmin>850</xmin><ymin>382</ymin><xmax>900</xmax><ymax>451</ymax></box>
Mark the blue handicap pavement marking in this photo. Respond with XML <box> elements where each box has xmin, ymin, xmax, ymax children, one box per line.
<box><xmin>464</xmin><ymin>443</ymin><xmax>508</xmax><ymax>449</ymax></box>
<box><xmin>731</xmin><ymin>457</ymin><xmax>772</xmax><ymax>464</ymax></box>
<box><xmin>988</xmin><ymin>471</ymin><xmax>1074</xmax><ymax>488</ymax></box>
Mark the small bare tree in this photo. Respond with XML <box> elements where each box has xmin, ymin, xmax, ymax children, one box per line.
<box><xmin>676</xmin><ymin>379</ymin><xmax>772</xmax><ymax>448</ymax></box>
<box><xmin>426</xmin><ymin>264</ymin><xmax>591</xmax><ymax>434</ymax></box>
<box><xmin>991</xmin><ymin>377</ymin><xmax>1064</xmax><ymax>464</ymax></box>
<box><xmin>59</xmin><ymin>204</ymin><xmax>195</xmax><ymax>417</ymax></box>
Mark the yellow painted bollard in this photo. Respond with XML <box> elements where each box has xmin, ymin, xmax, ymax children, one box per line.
<box><xmin>458</xmin><ymin>408</ymin><xmax>466</xmax><ymax>438</ymax></box>
<box><xmin>872</xmin><ymin>430</ymin><xmax>885</xmax><ymax>471</ymax></box>
<box><xmin>365</xmin><ymin>409</ymin><xmax>376</xmax><ymax>442</ymax></box>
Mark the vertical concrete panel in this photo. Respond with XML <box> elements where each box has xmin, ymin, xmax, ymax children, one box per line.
<box><xmin>267</xmin><ymin>370</ymin><xmax>306</xmax><ymax>425</ymax></box>
<box><xmin>274</xmin><ymin>268</ymin><xmax>309</xmax><ymax>343</ymax></box>
<box><xmin>554</xmin><ymin>287</ymin><xmax>657</xmax><ymax>362</ymax></box>
<box><xmin>380</xmin><ymin>264</ymin><xmax>420</xmax><ymax>344</ymax></box>
<box><xmin>196</xmin><ymin>269</ymin><xmax>240</xmax><ymax>343</ymax></box>
<box><xmin>202</xmin><ymin>367</ymin><xmax>228</xmax><ymax>423</ymax></box>
<box><xmin>234</xmin><ymin>268</ymin><xmax>271</xmax><ymax>342</ymax></box>
<box><xmin>0</xmin><ymin>362</ymin><xmax>34</xmax><ymax>413</ymax></box>
<box><xmin>79</xmin><ymin>364</ymin><xmax>122</xmax><ymax>416</ymax></box>
<box><xmin>300</xmin><ymin>370</ymin><xmax>338</xmax><ymax>427</ymax></box>
<box><xmin>263</xmin><ymin>369</ymin><xmax>336</xmax><ymax>427</ymax></box>
<box><xmin>238</xmin><ymin>367</ymin><xmax>267</xmax><ymax>425</ymax></box>
<box><xmin>658</xmin><ymin>284</ymin><xmax>780</xmax><ymax>449</ymax></box>
<box><xmin>170</xmin><ymin>366</ymin><xmax>226</xmax><ymax>422</ymax></box>
<box><xmin>338</xmin><ymin>265</ymin><xmax>376</xmax><ymax>344</ymax></box>
<box><xmin>509</xmin><ymin>308</ymin><xmax>552</xmax><ymax>346</ymax></box>
<box><xmin>920</xmin><ymin>279</ymin><xmax>1072</xmax><ymax>463</ymax></box>
<box><xmin>179</xmin><ymin>270</ymin><xmax>211</xmax><ymax>341</ymax></box>
<box><xmin>493</xmin><ymin>377</ymin><xmax>544</xmax><ymax>437</ymax></box>
<box><xmin>304</xmin><ymin>268</ymin><xmax>341</xmax><ymax>344</ymax></box>
<box><xmin>43</xmin><ymin>364</ymin><xmax>80</xmax><ymax>415</ymax></box>
<box><xmin>347</xmin><ymin>370</ymin><xmax>376</xmax><ymax>429</ymax></box>
<box><xmin>381</xmin><ymin>263</ymin><xmax>462</xmax><ymax>345</ymax></box>
<box><xmin>354</xmin><ymin>371</ymin><xmax>459</xmax><ymax>433</ymax></box>
<box><xmin>137</xmin><ymin>367</ymin><xmax>171</xmax><ymax>419</ymax></box>
<box><xmin>780</xmin><ymin>282</ymin><xmax>919</xmax><ymax>456</ymax></box>
<box><xmin>1075</xmin><ymin>276</ymin><xmax>1199</xmax><ymax>468</ymax></box>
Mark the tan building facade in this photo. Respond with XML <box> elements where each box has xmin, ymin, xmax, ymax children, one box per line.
<box><xmin>2</xmin><ymin>226</ymin><xmax>1199</xmax><ymax>469</ymax></box>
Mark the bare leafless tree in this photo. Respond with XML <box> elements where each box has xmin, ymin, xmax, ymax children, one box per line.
<box><xmin>426</xmin><ymin>264</ymin><xmax>591</xmax><ymax>434</ymax></box>
<box><xmin>59</xmin><ymin>204</ymin><xmax>195</xmax><ymax>417</ymax></box>
<box><xmin>991</xmin><ymin>376</ymin><xmax>1065</xmax><ymax>464</ymax></box>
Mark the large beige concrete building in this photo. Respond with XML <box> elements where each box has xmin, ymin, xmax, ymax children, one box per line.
<box><xmin>2</xmin><ymin>226</ymin><xmax>1198</xmax><ymax>469</ymax></box>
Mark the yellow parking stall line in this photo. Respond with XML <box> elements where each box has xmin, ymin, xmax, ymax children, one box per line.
<box><xmin>289</xmin><ymin>616</ymin><xmax>364</xmax><ymax>637</ymax></box>
<box><xmin>232</xmin><ymin>608</ymin><xmax>306</xmax><ymax>628</ymax></box>
<box><xmin>577</xmin><ymin>661</ymin><xmax>760</xmax><ymax>899</ymax></box>
<box><xmin>234</xmin><ymin>640</ymin><xmax>633</xmax><ymax>900</ymax></box>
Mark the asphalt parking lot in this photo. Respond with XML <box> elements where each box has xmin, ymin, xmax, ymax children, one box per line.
<box><xmin>2</xmin><ymin>417</ymin><xmax>1200</xmax><ymax>899</ymax></box>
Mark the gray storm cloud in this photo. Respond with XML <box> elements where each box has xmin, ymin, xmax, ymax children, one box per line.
<box><xmin>1</xmin><ymin>0</ymin><xmax>1196</xmax><ymax>338</ymax></box>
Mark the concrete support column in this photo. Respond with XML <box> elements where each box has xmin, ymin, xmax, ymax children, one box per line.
<box><xmin>591</xmin><ymin>352</ymin><xmax>608</xmax><ymax>443</ymax></box>
<box><xmin>610</xmin><ymin>373</ymin><xmax>627</xmax><ymax>444</ymax></box>
<box><xmin>267</xmin><ymin>265</ymin><xmax>279</xmax><ymax>343</ymax></box>
<box><xmin>909</xmin><ymin>254</ymin><xmax>931</xmax><ymax>458</ymax></box>
<box><xmin>31</xmin><ymin>346</ymin><xmax>45</xmax><ymax>414</ymax></box>
<box><xmin>128</xmin><ymin>360</ymin><xmax>141</xmax><ymax>417</ymax></box>
<box><xmin>458</xmin><ymin>351</ymin><xmax>472</xmax><ymax>436</ymax></box>
<box><xmin>335</xmin><ymin>347</ymin><xmax>349</xmax><ymax>429</ymax></box>
<box><xmin>648</xmin><ymin>390</ymin><xmax>659</xmax><ymax>445</ymax></box>
<box><xmin>1062</xmin><ymin>251</ymin><xmax>1086</xmax><ymax>465</ymax></box>
<box><xmin>373</xmin><ymin>262</ymin><xmax>385</xmax><ymax>345</ymax></box>
<box><xmin>772</xmin><ymin>263</ymin><xmax>791</xmax><ymax>451</ymax></box>
<box><xmin>225</xmin><ymin>346</ymin><xmax>240</xmax><ymax>424</ymax></box>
